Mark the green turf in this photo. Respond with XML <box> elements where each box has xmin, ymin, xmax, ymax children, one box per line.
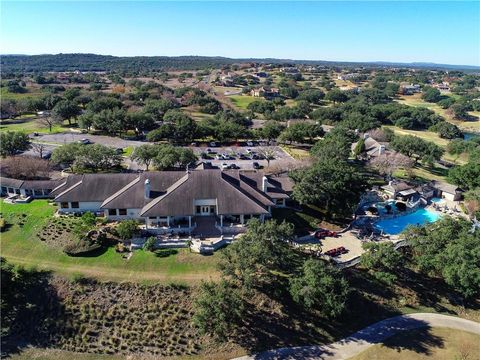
<box><xmin>229</xmin><ymin>95</ymin><xmax>258</xmax><ymax>110</ymax></box>
<box><xmin>0</xmin><ymin>87</ymin><xmax>45</xmax><ymax>100</ymax></box>
<box><xmin>0</xmin><ymin>200</ymin><xmax>219</xmax><ymax>283</ymax></box>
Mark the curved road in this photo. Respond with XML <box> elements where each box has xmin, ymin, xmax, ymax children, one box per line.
<box><xmin>233</xmin><ymin>313</ymin><xmax>480</xmax><ymax>360</ymax></box>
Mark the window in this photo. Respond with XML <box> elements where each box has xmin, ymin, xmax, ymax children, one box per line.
<box><xmin>15</xmin><ymin>189</ymin><xmax>20</xmax><ymax>195</ymax></box>
<box><xmin>196</xmin><ymin>205</ymin><xmax>201</xmax><ymax>214</ymax></box>
<box><xmin>118</xmin><ymin>209</ymin><xmax>127</xmax><ymax>216</ymax></box>
<box><xmin>44</xmin><ymin>189</ymin><xmax>52</xmax><ymax>195</ymax></box>
<box><xmin>34</xmin><ymin>189</ymin><xmax>43</xmax><ymax>196</ymax></box>
<box><xmin>108</xmin><ymin>209</ymin><xmax>117</xmax><ymax>216</ymax></box>
<box><xmin>8</xmin><ymin>188</ymin><xmax>14</xmax><ymax>193</ymax></box>
<box><xmin>61</xmin><ymin>202</ymin><xmax>69</xmax><ymax>209</ymax></box>
<box><xmin>1</xmin><ymin>187</ymin><xmax>7</xmax><ymax>193</ymax></box>
<box><xmin>71</xmin><ymin>202</ymin><xmax>79</xmax><ymax>209</ymax></box>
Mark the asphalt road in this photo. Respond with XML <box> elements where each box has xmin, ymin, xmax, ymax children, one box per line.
<box><xmin>233</xmin><ymin>313</ymin><xmax>480</xmax><ymax>360</ymax></box>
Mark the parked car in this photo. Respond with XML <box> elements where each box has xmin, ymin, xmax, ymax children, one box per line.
<box><xmin>252</xmin><ymin>162</ymin><xmax>261</xmax><ymax>169</ymax></box>
<box><xmin>115</xmin><ymin>148</ymin><xmax>124</xmax><ymax>154</ymax></box>
<box><xmin>221</xmin><ymin>163</ymin><xmax>229</xmax><ymax>170</ymax></box>
<box><xmin>228</xmin><ymin>164</ymin><xmax>240</xmax><ymax>169</ymax></box>
<box><xmin>324</xmin><ymin>246</ymin><xmax>347</xmax><ymax>257</ymax></box>
<box><xmin>190</xmin><ymin>142</ymin><xmax>198</xmax><ymax>147</ymax></box>
<box><xmin>246</xmin><ymin>148</ymin><xmax>253</xmax><ymax>154</ymax></box>
<box><xmin>209</xmin><ymin>142</ymin><xmax>218</xmax><ymax>147</ymax></box>
<box><xmin>78</xmin><ymin>138</ymin><xmax>92</xmax><ymax>145</ymax></box>
<box><xmin>239</xmin><ymin>153</ymin><xmax>249</xmax><ymax>160</ymax></box>
<box><xmin>206</xmin><ymin>148</ymin><xmax>213</xmax><ymax>154</ymax></box>
<box><xmin>313</xmin><ymin>229</ymin><xmax>338</xmax><ymax>239</ymax></box>
<box><xmin>246</xmin><ymin>141</ymin><xmax>254</xmax><ymax>147</ymax></box>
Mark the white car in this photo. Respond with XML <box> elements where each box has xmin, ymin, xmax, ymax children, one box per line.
<box><xmin>78</xmin><ymin>138</ymin><xmax>92</xmax><ymax>145</ymax></box>
<box><xmin>246</xmin><ymin>141</ymin><xmax>254</xmax><ymax>147</ymax></box>
<box><xmin>221</xmin><ymin>163</ymin><xmax>229</xmax><ymax>169</ymax></box>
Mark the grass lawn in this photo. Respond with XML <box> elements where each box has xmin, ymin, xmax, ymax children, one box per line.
<box><xmin>396</xmin><ymin>94</ymin><xmax>480</xmax><ymax>132</ymax></box>
<box><xmin>280</xmin><ymin>145</ymin><xmax>311</xmax><ymax>160</ymax></box>
<box><xmin>0</xmin><ymin>115</ymin><xmax>68</xmax><ymax>134</ymax></box>
<box><xmin>383</xmin><ymin>125</ymin><xmax>469</xmax><ymax>165</ymax></box>
<box><xmin>0</xmin><ymin>200</ymin><xmax>220</xmax><ymax>283</ymax></box>
<box><xmin>229</xmin><ymin>95</ymin><xmax>258</xmax><ymax>110</ymax></box>
<box><xmin>0</xmin><ymin>87</ymin><xmax>45</xmax><ymax>100</ymax></box>
<box><xmin>350</xmin><ymin>327</ymin><xmax>480</xmax><ymax>360</ymax></box>
<box><xmin>393</xmin><ymin>165</ymin><xmax>448</xmax><ymax>182</ymax></box>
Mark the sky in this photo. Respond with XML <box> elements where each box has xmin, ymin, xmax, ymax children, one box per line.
<box><xmin>1</xmin><ymin>1</ymin><xmax>479</xmax><ymax>66</ymax></box>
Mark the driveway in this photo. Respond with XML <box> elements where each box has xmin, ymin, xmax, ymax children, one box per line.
<box><xmin>233</xmin><ymin>313</ymin><xmax>480</xmax><ymax>360</ymax></box>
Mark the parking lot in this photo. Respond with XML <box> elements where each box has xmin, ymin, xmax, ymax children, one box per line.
<box><xmin>31</xmin><ymin>132</ymin><xmax>297</xmax><ymax>171</ymax></box>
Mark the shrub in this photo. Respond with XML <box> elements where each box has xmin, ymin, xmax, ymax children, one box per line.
<box><xmin>143</xmin><ymin>236</ymin><xmax>157</xmax><ymax>252</ymax></box>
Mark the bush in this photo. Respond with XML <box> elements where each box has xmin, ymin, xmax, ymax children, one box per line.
<box><xmin>143</xmin><ymin>237</ymin><xmax>157</xmax><ymax>252</ymax></box>
<box><xmin>116</xmin><ymin>220</ymin><xmax>138</xmax><ymax>241</ymax></box>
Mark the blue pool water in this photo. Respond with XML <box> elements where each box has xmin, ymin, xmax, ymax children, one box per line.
<box><xmin>374</xmin><ymin>208</ymin><xmax>441</xmax><ymax>235</ymax></box>
<box><xmin>430</xmin><ymin>197</ymin><xmax>444</xmax><ymax>203</ymax></box>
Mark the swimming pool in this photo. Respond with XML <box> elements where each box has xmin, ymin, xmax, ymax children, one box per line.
<box><xmin>374</xmin><ymin>208</ymin><xmax>441</xmax><ymax>235</ymax></box>
<box><xmin>430</xmin><ymin>197</ymin><xmax>444</xmax><ymax>203</ymax></box>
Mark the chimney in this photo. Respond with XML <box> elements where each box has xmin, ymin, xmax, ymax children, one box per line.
<box><xmin>262</xmin><ymin>176</ymin><xmax>269</xmax><ymax>193</ymax></box>
<box><xmin>378</xmin><ymin>145</ymin><xmax>385</xmax><ymax>155</ymax></box>
<box><xmin>144</xmin><ymin>179</ymin><xmax>151</xmax><ymax>199</ymax></box>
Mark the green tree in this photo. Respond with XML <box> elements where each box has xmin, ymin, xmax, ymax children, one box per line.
<box><xmin>405</xmin><ymin>218</ymin><xmax>480</xmax><ymax>299</ymax></box>
<box><xmin>152</xmin><ymin>145</ymin><xmax>197</xmax><ymax>170</ymax></box>
<box><xmin>261</xmin><ymin>121</ymin><xmax>285</xmax><ymax>142</ymax></box>
<box><xmin>289</xmin><ymin>259</ymin><xmax>349</xmax><ymax>318</ymax></box>
<box><xmin>0</xmin><ymin>131</ymin><xmax>30</xmax><ymax>157</ymax></box>
<box><xmin>193</xmin><ymin>280</ymin><xmax>245</xmax><ymax>340</ymax></box>
<box><xmin>391</xmin><ymin>135</ymin><xmax>444</xmax><ymax>165</ymax></box>
<box><xmin>290</xmin><ymin>159</ymin><xmax>367</xmax><ymax>216</ymax></box>
<box><xmin>116</xmin><ymin>220</ymin><xmax>138</xmax><ymax>241</ymax></box>
<box><xmin>52</xmin><ymin>100</ymin><xmax>81</xmax><ymax>126</ymax></box>
<box><xmin>448</xmin><ymin>161</ymin><xmax>480</xmax><ymax>190</ymax></box>
<box><xmin>219</xmin><ymin>219</ymin><xmax>296</xmax><ymax>289</ymax></box>
<box><xmin>131</xmin><ymin>144</ymin><xmax>160</xmax><ymax>170</ymax></box>
<box><xmin>360</xmin><ymin>242</ymin><xmax>404</xmax><ymax>284</ymax></box>
<box><xmin>422</xmin><ymin>86</ymin><xmax>442</xmax><ymax>103</ymax></box>
<box><xmin>325</xmin><ymin>89</ymin><xmax>348</xmax><ymax>104</ymax></box>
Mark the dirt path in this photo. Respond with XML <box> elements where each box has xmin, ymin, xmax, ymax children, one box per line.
<box><xmin>233</xmin><ymin>313</ymin><xmax>480</xmax><ymax>360</ymax></box>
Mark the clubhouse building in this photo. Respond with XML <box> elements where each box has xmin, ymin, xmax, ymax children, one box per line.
<box><xmin>48</xmin><ymin>169</ymin><xmax>292</xmax><ymax>235</ymax></box>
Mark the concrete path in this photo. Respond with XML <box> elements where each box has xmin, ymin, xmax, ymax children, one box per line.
<box><xmin>233</xmin><ymin>313</ymin><xmax>480</xmax><ymax>360</ymax></box>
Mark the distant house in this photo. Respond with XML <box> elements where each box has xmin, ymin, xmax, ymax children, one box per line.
<box><xmin>430</xmin><ymin>180</ymin><xmax>463</xmax><ymax>201</ymax></box>
<box><xmin>337</xmin><ymin>73</ymin><xmax>358</xmax><ymax>81</ymax></box>
<box><xmin>351</xmin><ymin>134</ymin><xmax>388</xmax><ymax>160</ymax></box>
<box><xmin>381</xmin><ymin>181</ymin><xmax>416</xmax><ymax>199</ymax></box>
<box><xmin>400</xmin><ymin>84</ymin><xmax>421</xmax><ymax>95</ymax></box>
<box><xmin>434</xmin><ymin>82</ymin><xmax>451</xmax><ymax>92</ymax></box>
<box><xmin>280</xmin><ymin>67</ymin><xmax>299</xmax><ymax>74</ymax></box>
<box><xmin>250</xmin><ymin>87</ymin><xmax>279</xmax><ymax>99</ymax></box>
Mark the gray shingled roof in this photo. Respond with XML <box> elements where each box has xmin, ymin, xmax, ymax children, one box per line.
<box><xmin>53</xmin><ymin>173</ymin><xmax>138</xmax><ymax>202</ymax></box>
<box><xmin>101</xmin><ymin>172</ymin><xmax>186</xmax><ymax>209</ymax></box>
<box><xmin>140</xmin><ymin>170</ymin><xmax>270</xmax><ymax>217</ymax></box>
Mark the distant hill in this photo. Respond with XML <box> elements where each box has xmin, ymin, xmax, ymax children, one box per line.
<box><xmin>1</xmin><ymin>53</ymin><xmax>479</xmax><ymax>73</ymax></box>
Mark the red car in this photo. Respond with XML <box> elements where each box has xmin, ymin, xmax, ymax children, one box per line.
<box><xmin>324</xmin><ymin>246</ymin><xmax>348</xmax><ymax>257</ymax></box>
<box><xmin>313</xmin><ymin>229</ymin><xmax>338</xmax><ymax>239</ymax></box>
